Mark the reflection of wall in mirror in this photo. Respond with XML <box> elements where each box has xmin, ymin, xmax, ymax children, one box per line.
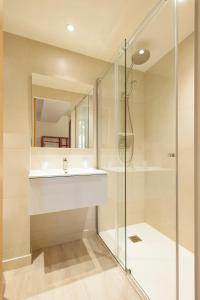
<box><xmin>36</xmin><ymin>115</ymin><xmax>70</xmax><ymax>147</ymax></box>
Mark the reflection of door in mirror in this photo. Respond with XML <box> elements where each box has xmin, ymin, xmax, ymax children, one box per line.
<box><xmin>32</xmin><ymin>73</ymin><xmax>94</xmax><ymax>149</ymax></box>
<box><xmin>76</xmin><ymin>96</ymin><xmax>89</xmax><ymax>148</ymax></box>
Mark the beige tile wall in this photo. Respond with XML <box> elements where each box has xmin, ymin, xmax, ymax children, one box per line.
<box><xmin>126</xmin><ymin>69</ymin><xmax>145</xmax><ymax>226</ymax></box>
<box><xmin>4</xmin><ymin>35</ymin><xmax>31</xmax><ymax>267</ymax></box>
<box><xmin>98</xmin><ymin>64</ymin><xmax>145</xmax><ymax>232</ymax></box>
<box><xmin>3</xmin><ymin>32</ymin><xmax>108</xmax><ymax>268</ymax></box>
<box><xmin>30</xmin><ymin>147</ymin><xmax>96</xmax><ymax>169</ymax></box>
<box><xmin>144</xmin><ymin>34</ymin><xmax>194</xmax><ymax>251</ymax></box>
<box><xmin>30</xmin><ymin>208</ymin><xmax>96</xmax><ymax>250</ymax></box>
<box><xmin>144</xmin><ymin>48</ymin><xmax>177</xmax><ymax>241</ymax></box>
<box><xmin>178</xmin><ymin>34</ymin><xmax>194</xmax><ymax>252</ymax></box>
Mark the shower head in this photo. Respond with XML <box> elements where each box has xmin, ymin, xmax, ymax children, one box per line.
<box><xmin>132</xmin><ymin>49</ymin><xmax>150</xmax><ymax>65</ymax></box>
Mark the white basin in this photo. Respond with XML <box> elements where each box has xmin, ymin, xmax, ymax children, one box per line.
<box><xmin>29</xmin><ymin>168</ymin><xmax>107</xmax><ymax>178</ymax></box>
<box><xmin>29</xmin><ymin>168</ymin><xmax>107</xmax><ymax>215</ymax></box>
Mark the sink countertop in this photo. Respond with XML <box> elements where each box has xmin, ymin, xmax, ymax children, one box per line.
<box><xmin>29</xmin><ymin>168</ymin><xmax>107</xmax><ymax>179</ymax></box>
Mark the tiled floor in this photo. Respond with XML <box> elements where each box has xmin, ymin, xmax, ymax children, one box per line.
<box><xmin>4</xmin><ymin>235</ymin><xmax>141</xmax><ymax>300</ymax></box>
<box><xmin>100</xmin><ymin>223</ymin><xmax>195</xmax><ymax>300</ymax></box>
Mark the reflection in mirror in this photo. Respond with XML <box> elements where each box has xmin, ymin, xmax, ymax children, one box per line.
<box><xmin>76</xmin><ymin>96</ymin><xmax>89</xmax><ymax>148</ymax></box>
<box><xmin>32</xmin><ymin>74</ymin><xmax>93</xmax><ymax>149</ymax></box>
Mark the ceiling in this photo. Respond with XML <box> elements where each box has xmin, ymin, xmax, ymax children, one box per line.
<box><xmin>4</xmin><ymin>0</ymin><xmax>160</xmax><ymax>61</ymax></box>
<box><xmin>4</xmin><ymin>0</ymin><xmax>194</xmax><ymax>63</ymax></box>
<box><xmin>37</xmin><ymin>99</ymin><xmax>72</xmax><ymax>122</ymax></box>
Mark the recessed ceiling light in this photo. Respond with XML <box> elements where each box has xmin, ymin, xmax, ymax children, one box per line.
<box><xmin>67</xmin><ymin>24</ymin><xmax>75</xmax><ymax>32</ymax></box>
<box><xmin>139</xmin><ymin>49</ymin><xmax>145</xmax><ymax>55</ymax></box>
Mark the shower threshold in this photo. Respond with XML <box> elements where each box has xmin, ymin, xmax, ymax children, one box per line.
<box><xmin>99</xmin><ymin>223</ymin><xmax>194</xmax><ymax>300</ymax></box>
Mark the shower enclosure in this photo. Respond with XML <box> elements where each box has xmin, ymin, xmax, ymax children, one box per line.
<box><xmin>97</xmin><ymin>0</ymin><xmax>194</xmax><ymax>299</ymax></box>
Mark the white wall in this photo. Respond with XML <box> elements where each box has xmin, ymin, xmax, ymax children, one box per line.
<box><xmin>3</xmin><ymin>32</ymin><xmax>108</xmax><ymax>269</ymax></box>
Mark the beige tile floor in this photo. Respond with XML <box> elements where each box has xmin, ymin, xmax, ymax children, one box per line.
<box><xmin>4</xmin><ymin>235</ymin><xmax>141</xmax><ymax>300</ymax></box>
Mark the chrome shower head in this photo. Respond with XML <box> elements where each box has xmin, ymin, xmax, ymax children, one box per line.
<box><xmin>132</xmin><ymin>49</ymin><xmax>150</xmax><ymax>65</ymax></box>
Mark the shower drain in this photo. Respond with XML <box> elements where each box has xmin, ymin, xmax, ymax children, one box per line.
<box><xmin>129</xmin><ymin>235</ymin><xmax>142</xmax><ymax>243</ymax></box>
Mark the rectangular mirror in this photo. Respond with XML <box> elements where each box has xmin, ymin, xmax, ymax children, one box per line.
<box><xmin>32</xmin><ymin>73</ymin><xmax>94</xmax><ymax>148</ymax></box>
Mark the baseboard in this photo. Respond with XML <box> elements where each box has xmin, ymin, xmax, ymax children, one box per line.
<box><xmin>3</xmin><ymin>253</ymin><xmax>32</xmax><ymax>271</ymax></box>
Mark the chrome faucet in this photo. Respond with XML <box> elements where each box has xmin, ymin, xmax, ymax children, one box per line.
<box><xmin>63</xmin><ymin>157</ymin><xmax>68</xmax><ymax>173</ymax></box>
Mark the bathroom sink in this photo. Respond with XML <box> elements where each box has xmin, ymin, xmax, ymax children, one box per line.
<box><xmin>29</xmin><ymin>168</ymin><xmax>107</xmax><ymax>215</ymax></box>
<box><xmin>29</xmin><ymin>169</ymin><xmax>66</xmax><ymax>177</ymax></box>
<box><xmin>29</xmin><ymin>168</ymin><xmax>107</xmax><ymax>178</ymax></box>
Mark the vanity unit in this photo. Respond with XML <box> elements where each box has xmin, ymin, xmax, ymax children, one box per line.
<box><xmin>29</xmin><ymin>168</ymin><xmax>107</xmax><ymax>215</ymax></box>
<box><xmin>29</xmin><ymin>74</ymin><xmax>107</xmax><ymax>216</ymax></box>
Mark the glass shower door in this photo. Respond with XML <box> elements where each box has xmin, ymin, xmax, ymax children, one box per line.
<box><xmin>125</xmin><ymin>1</ymin><xmax>177</xmax><ymax>299</ymax></box>
<box><xmin>97</xmin><ymin>46</ymin><xmax>126</xmax><ymax>268</ymax></box>
<box><xmin>97</xmin><ymin>0</ymin><xmax>178</xmax><ymax>298</ymax></box>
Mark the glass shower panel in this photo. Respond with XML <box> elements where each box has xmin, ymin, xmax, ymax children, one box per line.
<box><xmin>125</xmin><ymin>1</ymin><xmax>177</xmax><ymax>299</ymax></box>
<box><xmin>115</xmin><ymin>46</ymin><xmax>126</xmax><ymax>267</ymax></box>
<box><xmin>177</xmin><ymin>1</ymin><xmax>195</xmax><ymax>299</ymax></box>
<box><xmin>97</xmin><ymin>48</ymin><xmax>126</xmax><ymax>267</ymax></box>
